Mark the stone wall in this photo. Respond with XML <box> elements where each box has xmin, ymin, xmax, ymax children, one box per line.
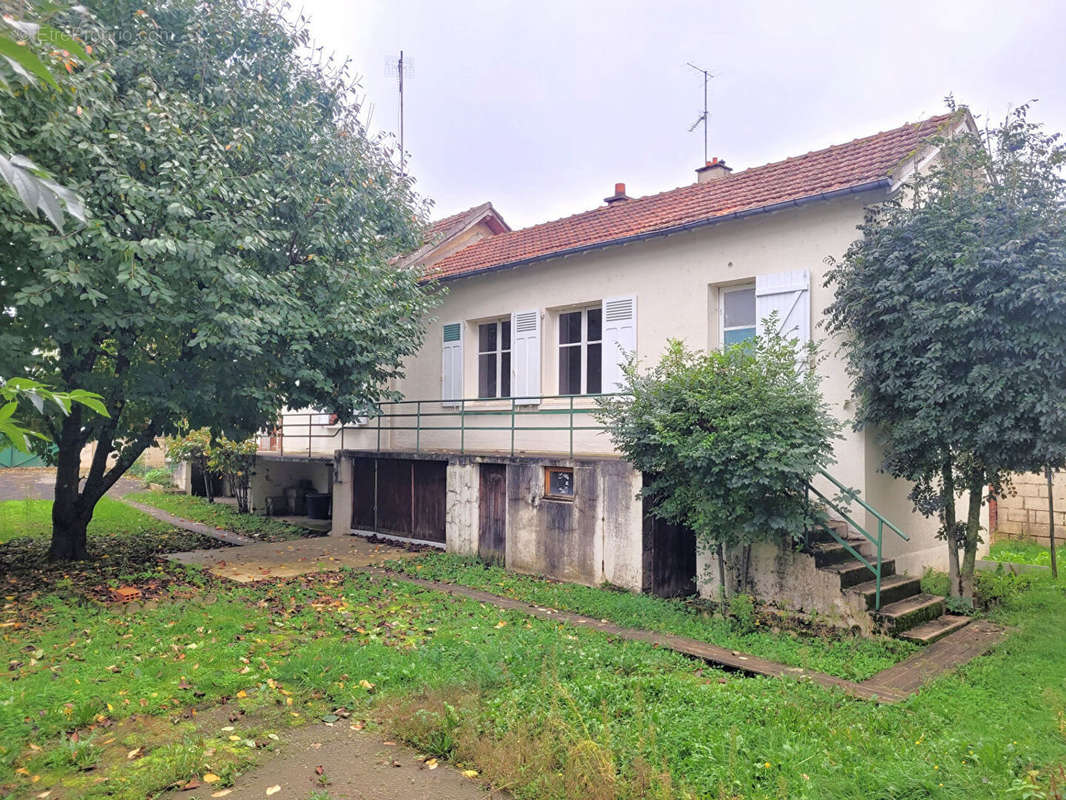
<box><xmin>994</xmin><ymin>471</ymin><xmax>1064</xmax><ymax>546</ymax></box>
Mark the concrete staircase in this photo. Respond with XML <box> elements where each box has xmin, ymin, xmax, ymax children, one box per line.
<box><xmin>811</xmin><ymin>520</ymin><xmax>970</xmax><ymax>644</ymax></box>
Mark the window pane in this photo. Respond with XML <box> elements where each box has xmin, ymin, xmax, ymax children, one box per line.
<box><xmin>723</xmin><ymin>327</ymin><xmax>756</xmax><ymax>347</ymax></box>
<box><xmin>560</xmin><ymin>311</ymin><xmax>582</xmax><ymax>345</ymax></box>
<box><xmin>723</xmin><ymin>288</ymin><xmax>756</xmax><ymax>328</ymax></box>
<box><xmin>586</xmin><ymin>307</ymin><xmax>602</xmax><ymax>342</ymax></box>
<box><xmin>586</xmin><ymin>343</ymin><xmax>602</xmax><ymax>394</ymax></box>
<box><xmin>478</xmin><ymin>353</ymin><xmax>497</xmax><ymax>398</ymax></box>
<box><xmin>500</xmin><ymin>352</ymin><xmax>511</xmax><ymax>397</ymax></box>
<box><xmin>559</xmin><ymin>345</ymin><xmax>581</xmax><ymax>394</ymax></box>
<box><xmin>478</xmin><ymin>322</ymin><xmax>497</xmax><ymax>354</ymax></box>
<box><xmin>501</xmin><ymin>320</ymin><xmax>511</xmax><ymax>351</ymax></box>
<box><xmin>548</xmin><ymin>469</ymin><xmax>574</xmax><ymax>497</ymax></box>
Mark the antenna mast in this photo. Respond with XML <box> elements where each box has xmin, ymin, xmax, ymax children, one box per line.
<box><xmin>686</xmin><ymin>62</ymin><xmax>713</xmax><ymax>163</ymax></box>
<box><xmin>398</xmin><ymin>50</ymin><xmax>405</xmax><ymax>176</ymax></box>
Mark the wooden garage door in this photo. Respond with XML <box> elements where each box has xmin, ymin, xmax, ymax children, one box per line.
<box><xmin>350</xmin><ymin>456</ymin><xmax>446</xmax><ymax>544</ymax></box>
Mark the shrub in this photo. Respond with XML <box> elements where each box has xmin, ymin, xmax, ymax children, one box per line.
<box><xmin>597</xmin><ymin>315</ymin><xmax>839</xmax><ymax>592</ymax></box>
<box><xmin>975</xmin><ymin>568</ymin><xmax>1035</xmax><ymax>608</ymax></box>
<box><xmin>142</xmin><ymin>467</ymin><xmax>174</xmax><ymax>487</ymax></box>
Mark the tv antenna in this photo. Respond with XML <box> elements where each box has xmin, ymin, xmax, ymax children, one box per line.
<box><xmin>686</xmin><ymin>62</ymin><xmax>713</xmax><ymax>164</ymax></box>
<box><xmin>385</xmin><ymin>51</ymin><xmax>413</xmax><ymax>175</ymax></box>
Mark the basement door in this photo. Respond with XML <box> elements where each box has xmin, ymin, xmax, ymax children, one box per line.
<box><xmin>642</xmin><ymin>514</ymin><xmax>697</xmax><ymax>598</ymax></box>
<box><xmin>478</xmin><ymin>463</ymin><xmax>507</xmax><ymax>565</ymax></box>
<box><xmin>350</xmin><ymin>456</ymin><xmax>447</xmax><ymax>545</ymax></box>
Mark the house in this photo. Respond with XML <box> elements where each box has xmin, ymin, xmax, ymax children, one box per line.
<box><xmin>246</xmin><ymin>111</ymin><xmax>990</xmax><ymax>637</ymax></box>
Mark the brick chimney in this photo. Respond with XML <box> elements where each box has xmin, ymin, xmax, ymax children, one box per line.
<box><xmin>604</xmin><ymin>182</ymin><xmax>630</xmax><ymax>205</ymax></box>
<box><xmin>695</xmin><ymin>158</ymin><xmax>732</xmax><ymax>184</ymax></box>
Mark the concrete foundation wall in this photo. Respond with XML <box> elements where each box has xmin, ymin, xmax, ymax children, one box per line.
<box><xmin>697</xmin><ymin>539</ymin><xmax>873</xmax><ymax>634</ymax></box>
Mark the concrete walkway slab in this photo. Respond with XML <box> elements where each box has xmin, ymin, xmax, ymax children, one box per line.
<box><xmin>167</xmin><ymin>535</ymin><xmax>415</xmax><ymax>582</ymax></box>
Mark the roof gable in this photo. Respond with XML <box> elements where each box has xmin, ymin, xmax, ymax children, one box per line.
<box><xmin>427</xmin><ymin>112</ymin><xmax>958</xmax><ymax>281</ymax></box>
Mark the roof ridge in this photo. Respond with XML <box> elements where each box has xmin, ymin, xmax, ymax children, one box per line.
<box><xmin>426</xmin><ymin>111</ymin><xmax>959</xmax><ymax>281</ymax></box>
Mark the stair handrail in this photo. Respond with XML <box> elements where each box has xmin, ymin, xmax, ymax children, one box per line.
<box><xmin>805</xmin><ymin>469</ymin><xmax>910</xmax><ymax>611</ymax></box>
<box><xmin>816</xmin><ymin>469</ymin><xmax>909</xmax><ymax>543</ymax></box>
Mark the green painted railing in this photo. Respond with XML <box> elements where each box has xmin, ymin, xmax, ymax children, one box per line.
<box><xmin>370</xmin><ymin>394</ymin><xmax>624</xmax><ymax>458</ymax></box>
<box><xmin>806</xmin><ymin>468</ymin><xmax>910</xmax><ymax>611</ymax></box>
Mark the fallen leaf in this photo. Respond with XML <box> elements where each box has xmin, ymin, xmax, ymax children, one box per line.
<box><xmin>461</xmin><ymin>769</ymin><xmax>479</xmax><ymax>778</ymax></box>
<box><xmin>203</xmin><ymin>773</ymin><xmax>221</xmax><ymax>784</ymax></box>
<box><xmin>211</xmin><ymin>791</ymin><xmax>232</xmax><ymax>798</ymax></box>
<box><xmin>265</xmin><ymin>786</ymin><xmax>281</xmax><ymax>796</ymax></box>
<box><xmin>181</xmin><ymin>778</ymin><xmax>201</xmax><ymax>790</ymax></box>
<box><xmin>426</xmin><ymin>758</ymin><xmax>438</xmax><ymax>770</ymax></box>
<box><xmin>126</xmin><ymin>747</ymin><xmax>143</xmax><ymax>760</ymax></box>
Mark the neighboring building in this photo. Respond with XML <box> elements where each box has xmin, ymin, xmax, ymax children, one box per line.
<box><xmin>245</xmin><ymin>111</ymin><xmax>989</xmax><ymax>637</ymax></box>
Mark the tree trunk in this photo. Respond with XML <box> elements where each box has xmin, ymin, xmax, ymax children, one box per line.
<box><xmin>201</xmin><ymin>456</ymin><xmax>213</xmax><ymax>502</ymax></box>
<box><xmin>941</xmin><ymin>459</ymin><xmax>962</xmax><ymax>598</ymax></box>
<box><xmin>49</xmin><ymin>409</ymin><xmax>88</xmax><ymax>561</ymax></box>
<box><xmin>716</xmin><ymin>542</ymin><xmax>728</xmax><ymax>602</ymax></box>
<box><xmin>959</xmin><ymin>474</ymin><xmax>985</xmax><ymax>601</ymax></box>
<box><xmin>1048</xmin><ymin>467</ymin><xmax>1058</xmax><ymax>579</ymax></box>
<box><xmin>49</xmin><ymin>413</ymin><xmax>160</xmax><ymax>562</ymax></box>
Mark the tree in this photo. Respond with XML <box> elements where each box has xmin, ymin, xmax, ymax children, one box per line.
<box><xmin>825</xmin><ymin>103</ymin><xmax>1066</xmax><ymax>600</ymax></box>
<box><xmin>0</xmin><ymin>0</ymin><xmax>436</xmax><ymax>560</ymax></box>
<box><xmin>597</xmin><ymin>321</ymin><xmax>839</xmax><ymax>595</ymax></box>
<box><xmin>0</xmin><ymin>377</ymin><xmax>106</xmax><ymax>453</ymax></box>
<box><xmin>206</xmin><ymin>436</ymin><xmax>257</xmax><ymax>514</ymax></box>
<box><xmin>165</xmin><ymin>428</ymin><xmax>213</xmax><ymax>502</ymax></box>
<box><xmin>0</xmin><ymin>3</ymin><xmax>90</xmax><ymax>230</ymax></box>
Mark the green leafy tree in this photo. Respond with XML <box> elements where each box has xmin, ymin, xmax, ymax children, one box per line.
<box><xmin>165</xmin><ymin>428</ymin><xmax>213</xmax><ymax>502</ymax></box>
<box><xmin>597</xmin><ymin>321</ymin><xmax>839</xmax><ymax>594</ymax></box>
<box><xmin>206</xmin><ymin>436</ymin><xmax>257</xmax><ymax>514</ymax></box>
<box><xmin>0</xmin><ymin>3</ymin><xmax>90</xmax><ymax>230</ymax></box>
<box><xmin>0</xmin><ymin>0</ymin><xmax>435</xmax><ymax>560</ymax></box>
<box><xmin>0</xmin><ymin>377</ymin><xmax>106</xmax><ymax>452</ymax></box>
<box><xmin>825</xmin><ymin>103</ymin><xmax>1066</xmax><ymax>600</ymax></box>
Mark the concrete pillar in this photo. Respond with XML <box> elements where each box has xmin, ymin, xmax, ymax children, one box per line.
<box><xmin>330</xmin><ymin>454</ymin><xmax>353</xmax><ymax>536</ymax></box>
<box><xmin>446</xmin><ymin>460</ymin><xmax>478</xmax><ymax>555</ymax></box>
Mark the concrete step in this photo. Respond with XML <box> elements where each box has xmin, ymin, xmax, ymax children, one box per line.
<box><xmin>847</xmin><ymin>574</ymin><xmax>922</xmax><ymax>610</ymax></box>
<box><xmin>819</xmin><ymin>557</ymin><xmax>896</xmax><ymax>589</ymax></box>
<box><xmin>900</xmin><ymin>614</ymin><xmax>972</xmax><ymax>644</ymax></box>
<box><xmin>874</xmin><ymin>592</ymin><xmax>946</xmax><ymax>634</ymax></box>
<box><xmin>810</xmin><ymin>538</ymin><xmax>870</xmax><ymax>567</ymax></box>
<box><xmin>809</xmin><ymin>519</ymin><xmax>850</xmax><ymax>544</ymax></box>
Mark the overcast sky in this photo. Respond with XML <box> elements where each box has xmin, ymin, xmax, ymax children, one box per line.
<box><xmin>301</xmin><ymin>0</ymin><xmax>1065</xmax><ymax>230</ymax></box>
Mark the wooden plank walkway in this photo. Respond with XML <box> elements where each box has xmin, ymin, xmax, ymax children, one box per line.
<box><xmin>149</xmin><ymin>497</ymin><xmax>1008</xmax><ymax>705</ymax></box>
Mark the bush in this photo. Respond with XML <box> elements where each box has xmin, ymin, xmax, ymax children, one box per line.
<box><xmin>727</xmin><ymin>593</ymin><xmax>757</xmax><ymax>633</ymax></box>
<box><xmin>597</xmin><ymin>315</ymin><xmax>839</xmax><ymax>589</ymax></box>
<box><xmin>975</xmin><ymin>568</ymin><xmax>1034</xmax><ymax>608</ymax></box>
<box><xmin>142</xmin><ymin>467</ymin><xmax>174</xmax><ymax>487</ymax></box>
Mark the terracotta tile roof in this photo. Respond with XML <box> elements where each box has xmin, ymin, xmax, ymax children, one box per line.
<box><xmin>428</xmin><ymin>113</ymin><xmax>957</xmax><ymax>281</ymax></box>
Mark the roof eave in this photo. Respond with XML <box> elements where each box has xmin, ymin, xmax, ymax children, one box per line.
<box><xmin>427</xmin><ymin>178</ymin><xmax>891</xmax><ymax>284</ymax></box>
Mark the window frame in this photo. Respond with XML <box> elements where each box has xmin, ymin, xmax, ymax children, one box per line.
<box><xmin>543</xmin><ymin>466</ymin><xmax>575</xmax><ymax>501</ymax></box>
<box><xmin>719</xmin><ymin>284</ymin><xmax>757</xmax><ymax>348</ymax></box>
<box><xmin>476</xmin><ymin>318</ymin><xmax>512</xmax><ymax>399</ymax></box>
<box><xmin>557</xmin><ymin>306</ymin><xmax>603</xmax><ymax>395</ymax></box>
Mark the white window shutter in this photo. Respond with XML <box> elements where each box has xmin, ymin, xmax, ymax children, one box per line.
<box><xmin>511</xmin><ymin>309</ymin><xmax>540</xmax><ymax>405</ymax></box>
<box><xmin>441</xmin><ymin>322</ymin><xmax>463</xmax><ymax>406</ymax></box>
<box><xmin>602</xmin><ymin>296</ymin><xmax>636</xmax><ymax>392</ymax></box>
<box><xmin>755</xmin><ymin>270</ymin><xmax>810</xmax><ymax>344</ymax></box>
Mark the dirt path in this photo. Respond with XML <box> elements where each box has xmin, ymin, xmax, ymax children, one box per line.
<box><xmin>197</xmin><ymin>720</ymin><xmax>502</xmax><ymax>800</ymax></box>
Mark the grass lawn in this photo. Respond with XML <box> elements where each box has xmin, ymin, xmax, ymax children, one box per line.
<box><xmin>2</xmin><ymin>517</ymin><xmax>1065</xmax><ymax>799</ymax></box>
<box><xmin>989</xmin><ymin>538</ymin><xmax>1064</xmax><ymax>568</ymax></box>
<box><xmin>126</xmin><ymin>490</ymin><xmax>310</xmax><ymax>542</ymax></box>
<box><xmin>0</xmin><ymin>498</ymin><xmax>172</xmax><ymax>544</ymax></box>
<box><xmin>385</xmin><ymin>553</ymin><xmax>916</xmax><ymax>681</ymax></box>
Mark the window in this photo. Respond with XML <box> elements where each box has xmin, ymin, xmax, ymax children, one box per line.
<box><xmin>558</xmin><ymin>307</ymin><xmax>602</xmax><ymax>395</ymax></box>
<box><xmin>721</xmin><ymin>285</ymin><xmax>756</xmax><ymax>347</ymax></box>
<box><xmin>544</xmin><ymin>466</ymin><xmax>574</xmax><ymax>499</ymax></box>
<box><xmin>478</xmin><ymin>319</ymin><xmax>511</xmax><ymax>399</ymax></box>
